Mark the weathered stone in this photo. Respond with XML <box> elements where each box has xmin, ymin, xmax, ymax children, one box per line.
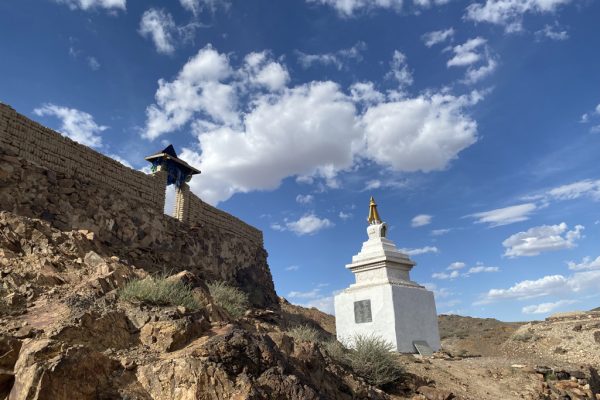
<box><xmin>140</xmin><ymin>316</ymin><xmax>209</xmax><ymax>352</ymax></box>
<box><xmin>0</xmin><ymin>336</ymin><xmax>21</xmax><ymax>396</ymax></box>
<box><xmin>417</xmin><ymin>386</ymin><xmax>455</xmax><ymax>400</ymax></box>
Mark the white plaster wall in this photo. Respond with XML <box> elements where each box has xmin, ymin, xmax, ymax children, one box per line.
<box><xmin>334</xmin><ymin>284</ymin><xmax>398</xmax><ymax>349</ymax></box>
<box><xmin>391</xmin><ymin>286</ymin><xmax>441</xmax><ymax>352</ymax></box>
<box><xmin>335</xmin><ymin>284</ymin><xmax>440</xmax><ymax>353</ymax></box>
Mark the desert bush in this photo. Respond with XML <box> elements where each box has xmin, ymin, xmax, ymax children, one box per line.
<box><xmin>207</xmin><ymin>281</ymin><xmax>249</xmax><ymax>318</ymax></box>
<box><xmin>512</xmin><ymin>332</ymin><xmax>534</xmax><ymax>342</ymax></box>
<box><xmin>286</xmin><ymin>324</ymin><xmax>323</xmax><ymax>342</ymax></box>
<box><xmin>347</xmin><ymin>334</ymin><xmax>403</xmax><ymax>387</ymax></box>
<box><xmin>324</xmin><ymin>339</ymin><xmax>349</xmax><ymax>364</ymax></box>
<box><xmin>119</xmin><ymin>276</ymin><xmax>200</xmax><ymax>310</ymax></box>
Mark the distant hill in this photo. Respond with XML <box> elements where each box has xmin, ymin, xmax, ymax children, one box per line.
<box><xmin>592</xmin><ymin>307</ymin><xmax>600</xmax><ymax>311</ymax></box>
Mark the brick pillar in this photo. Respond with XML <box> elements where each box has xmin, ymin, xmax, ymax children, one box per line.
<box><xmin>151</xmin><ymin>167</ymin><xmax>169</xmax><ymax>214</ymax></box>
<box><xmin>174</xmin><ymin>183</ymin><xmax>190</xmax><ymax>224</ymax></box>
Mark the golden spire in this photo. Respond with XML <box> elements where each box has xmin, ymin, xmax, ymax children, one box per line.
<box><xmin>367</xmin><ymin>196</ymin><xmax>382</xmax><ymax>225</ymax></box>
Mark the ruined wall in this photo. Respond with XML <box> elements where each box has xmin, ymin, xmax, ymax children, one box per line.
<box><xmin>0</xmin><ymin>103</ymin><xmax>166</xmax><ymax>211</ymax></box>
<box><xmin>0</xmin><ymin>104</ymin><xmax>276</xmax><ymax>307</ymax></box>
<box><xmin>175</xmin><ymin>185</ymin><xmax>262</xmax><ymax>246</ymax></box>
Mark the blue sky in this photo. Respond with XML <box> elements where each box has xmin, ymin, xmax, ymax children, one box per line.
<box><xmin>2</xmin><ymin>0</ymin><xmax>600</xmax><ymax>321</ymax></box>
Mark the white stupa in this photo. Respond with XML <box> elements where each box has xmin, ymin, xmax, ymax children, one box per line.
<box><xmin>334</xmin><ymin>197</ymin><xmax>441</xmax><ymax>353</ymax></box>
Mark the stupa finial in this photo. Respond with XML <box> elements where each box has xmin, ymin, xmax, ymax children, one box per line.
<box><xmin>367</xmin><ymin>196</ymin><xmax>382</xmax><ymax>225</ymax></box>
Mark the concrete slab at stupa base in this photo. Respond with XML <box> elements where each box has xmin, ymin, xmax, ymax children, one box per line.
<box><xmin>335</xmin><ymin>282</ymin><xmax>441</xmax><ymax>353</ymax></box>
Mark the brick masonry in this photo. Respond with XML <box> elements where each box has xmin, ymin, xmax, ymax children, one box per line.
<box><xmin>0</xmin><ymin>102</ymin><xmax>262</xmax><ymax>245</ymax></box>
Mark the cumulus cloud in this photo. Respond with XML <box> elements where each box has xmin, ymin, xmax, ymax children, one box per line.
<box><xmin>387</xmin><ymin>51</ymin><xmax>413</xmax><ymax>87</ymax></box>
<box><xmin>400</xmin><ymin>246</ymin><xmax>439</xmax><ymax>256</ymax></box>
<box><xmin>145</xmin><ymin>45</ymin><xmax>481</xmax><ymax>205</ymax></box>
<box><xmin>139</xmin><ymin>9</ymin><xmax>178</xmax><ymax>55</ymax></box>
<box><xmin>433</xmin><ymin>261</ymin><xmax>498</xmax><ymax>279</ymax></box>
<box><xmin>297</xmin><ymin>42</ymin><xmax>366</xmax><ymax>70</ymax></box>
<box><xmin>567</xmin><ymin>256</ymin><xmax>600</xmax><ymax>271</ymax></box>
<box><xmin>432</xmin><ymin>270</ymin><xmax>460</xmax><ymax>280</ymax></box>
<box><xmin>362</xmin><ymin>91</ymin><xmax>481</xmax><ymax>172</ymax></box>
<box><xmin>446</xmin><ymin>37</ymin><xmax>498</xmax><ymax>84</ymax></box>
<box><xmin>447</xmin><ymin>38</ymin><xmax>487</xmax><ymax>67</ymax></box>
<box><xmin>536</xmin><ymin>24</ymin><xmax>569</xmax><ymax>41</ymax></box>
<box><xmin>411</xmin><ymin>214</ymin><xmax>432</xmax><ymax>227</ymax></box>
<box><xmin>468</xmin><ymin>203</ymin><xmax>537</xmax><ymax>227</ymax></box>
<box><xmin>465</xmin><ymin>0</ymin><xmax>574</xmax><ymax>33</ymax></box>
<box><xmin>478</xmin><ymin>270</ymin><xmax>600</xmax><ymax>304</ymax></box>
<box><xmin>33</xmin><ymin>103</ymin><xmax>107</xmax><ymax>148</ymax></box>
<box><xmin>522</xmin><ymin>299</ymin><xmax>578</xmax><ymax>314</ymax></box>
<box><xmin>53</xmin><ymin>0</ymin><xmax>125</xmax><ymax>11</ymax></box>
<box><xmin>272</xmin><ymin>214</ymin><xmax>334</xmax><ymax>235</ymax></box>
<box><xmin>296</xmin><ymin>194</ymin><xmax>314</xmax><ymax>204</ymax></box>
<box><xmin>421</xmin><ymin>28</ymin><xmax>455</xmax><ymax>47</ymax></box>
<box><xmin>339</xmin><ymin>211</ymin><xmax>352</xmax><ymax>220</ymax></box>
<box><xmin>305</xmin><ymin>0</ymin><xmax>403</xmax><ymax>17</ymax></box>
<box><xmin>502</xmin><ymin>223</ymin><xmax>584</xmax><ymax>257</ymax></box>
<box><xmin>447</xmin><ymin>261</ymin><xmax>466</xmax><ymax>270</ymax></box>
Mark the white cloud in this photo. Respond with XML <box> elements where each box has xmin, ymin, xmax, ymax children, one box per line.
<box><xmin>306</xmin><ymin>0</ymin><xmax>403</xmax><ymax>17</ymax></box>
<box><xmin>285</xmin><ymin>265</ymin><xmax>300</xmax><ymax>271</ymax></box>
<box><xmin>401</xmin><ymin>246</ymin><xmax>439</xmax><ymax>256</ymax></box>
<box><xmin>567</xmin><ymin>256</ymin><xmax>600</xmax><ymax>271</ymax></box>
<box><xmin>362</xmin><ymin>91</ymin><xmax>481</xmax><ymax>172</ymax></box>
<box><xmin>139</xmin><ymin>9</ymin><xmax>177</xmax><ymax>55</ymax></box>
<box><xmin>432</xmin><ymin>270</ymin><xmax>460</xmax><ymax>280</ymax></box>
<box><xmin>179</xmin><ymin>0</ymin><xmax>226</xmax><ymax>15</ymax></box>
<box><xmin>447</xmin><ymin>37</ymin><xmax>487</xmax><ymax>67</ymax></box>
<box><xmin>465</xmin><ymin>0</ymin><xmax>574</xmax><ymax>33</ymax></box>
<box><xmin>422</xmin><ymin>28</ymin><xmax>455</xmax><ymax>47</ymax></box>
<box><xmin>296</xmin><ymin>194</ymin><xmax>314</xmax><ymax>204</ymax></box>
<box><xmin>536</xmin><ymin>24</ymin><xmax>569</xmax><ymax>41</ymax></box>
<box><xmin>411</xmin><ymin>214</ymin><xmax>432</xmax><ymax>227</ymax></box>
<box><xmin>107</xmin><ymin>154</ymin><xmax>133</xmax><ymax>168</ymax></box>
<box><xmin>469</xmin><ymin>203</ymin><xmax>537</xmax><ymax>227</ymax></box>
<box><xmin>87</xmin><ymin>56</ymin><xmax>100</xmax><ymax>71</ymax></box>
<box><xmin>54</xmin><ymin>0</ymin><xmax>125</xmax><ymax>11</ymax></box>
<box><xmin>522</xmin><ymin>300</ymin><xmax>578</xmax><ymax>314</ymax></box>
<box><xmin>546</xmin><ymin>179</ymin><xmax>600</xmax><ymax>201</ymax></box>
<box><xmin>479</xmin><ymin>270</ymin><xmax>600</xmax><ymax>304</ymax></box>
<box><xmin>447</xmin><ymin>261</ymin><xmax>466</xmax><ymax>270</ymax></box>
<box><xmin>502</xmin><ymin>223</ymin><xmax>584</xmax><ymax>257</ymax></box>
<box><xmin>274</xmin><ymin>214</ymin><xmax>334</xmax><ymax>236</ymax></box>
<box><xmin>387</xmin><ymin>51</ymin><xmax>413</xmax><ymax>87</ymax></box>
<box><xmin>297</xmin><ymin>42</ymin><xmax>366</xmax><ymax>70</ymax></box>
<box><xmin>463</xmin><ymin>55</ymin><xmax>497</xmax><ymax>84</ymax></box>
<box><xmin>349</xmin><ymin>82</ymin><xmax>385</xmax><ymax>105</ymax></box>
<box><xmin>339</xmin><ymin>211</ymin><xmax>352</xmax><ymax>220</ymax></box>
<box><xmin>431</xmin><ymin>228</ymin><xmax>451</xmax><ymax>236</ymax></box>
<box><xmin>33</xmin><ymin>103</ymin><xmax>106</xmax><ymax>148</ymax></box>
<box><xmin>145</xmin><ymin>46</ymin><xmax>481</xmax><ymax>205</ymax></box>
<box><xmin>466</xmin><ymin>265</ymin><xmax>499</xmax><ymax>274</ymax></box>
<box><xmin>242</xmin><ymin>52</ymin><xmax>290</xmax><ymax>91</ymax></box>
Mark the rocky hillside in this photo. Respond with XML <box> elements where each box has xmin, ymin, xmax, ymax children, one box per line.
<box><xmin>0</xmin><ymin>211</ymin><xmax>394</xmax><ymax>399</ymax></box>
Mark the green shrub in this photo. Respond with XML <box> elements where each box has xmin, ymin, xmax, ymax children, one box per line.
<box><xmin>119</xmin><ymin>276</ymin><xmax>200</xmax><ymax>310</ymax></box>
<box><xmin>286</xmin><ymin>325</ymin><xmax>323</xmax><ymax>343</ymax></box>
<box><xmin>207</xmin><ymin>281</ymin><xmax>249</xmax><ymax>319</ymax></box>
<box><xmin>347</xmin><ymin>334</ymin><xmax>403</xmax><ymax>387</ymax></box>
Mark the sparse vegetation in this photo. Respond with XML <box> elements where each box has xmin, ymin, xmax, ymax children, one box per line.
<box><xmin>347</xmin><ymin>334</ymin><xmax>403</xmax><ymax>387</ymax></box>
<box><xmin>286</xmin><ymin>324</ymin><xmax>323</xmax><ymax>342</ymax></box>
<box><xmin>512</xmin><ymin>332</ymin><xmax>534</xmax><ymax>342</ymax></box>
<box><xmin>207</xmin><ymin>281</ymin><xmax>249</xmax><ymax>318</ymax></box>
<box><xmin>324</xmin><ymin>340</ymin><xmax>349</xmax><ymax>365</ymax></box>
<box><xmin>120</xmin><ymin>276</ymin><xmax>200</xmax><ymax>310</ymax></box>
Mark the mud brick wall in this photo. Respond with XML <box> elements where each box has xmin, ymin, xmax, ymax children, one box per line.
<box><xmin>177</xmin><ymin>185</ymin><xmax>263</xmax><ymax>245</ymax></box>
<box><xmin>0</xmin><ymin>103</ymin><xmax>166</xmax><ymax>211</ymax></box>
<box><xmin>0</xmin><ymin>103</ymin><xmax>262</xmax><ymax>246</ymax></box>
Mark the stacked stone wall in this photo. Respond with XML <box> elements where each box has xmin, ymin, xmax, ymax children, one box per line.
<box><xmin>176</xmin><ymin>185</ymin><xmax>262</xmax><ymax>246</ymax></box>
<box><xmin>0</xmin><ymin>103</ymin><xmax>262</xmax><ymax>245</ymax></box>
<box><xmin>0</xmin><ymin>103</ymin><xmax>165</xmax><ymax>211</ymax></box>
<box><xmin>0</xmin><ymin>103</ymin><xmax>275</xmax><ymax>306</ymax></box>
